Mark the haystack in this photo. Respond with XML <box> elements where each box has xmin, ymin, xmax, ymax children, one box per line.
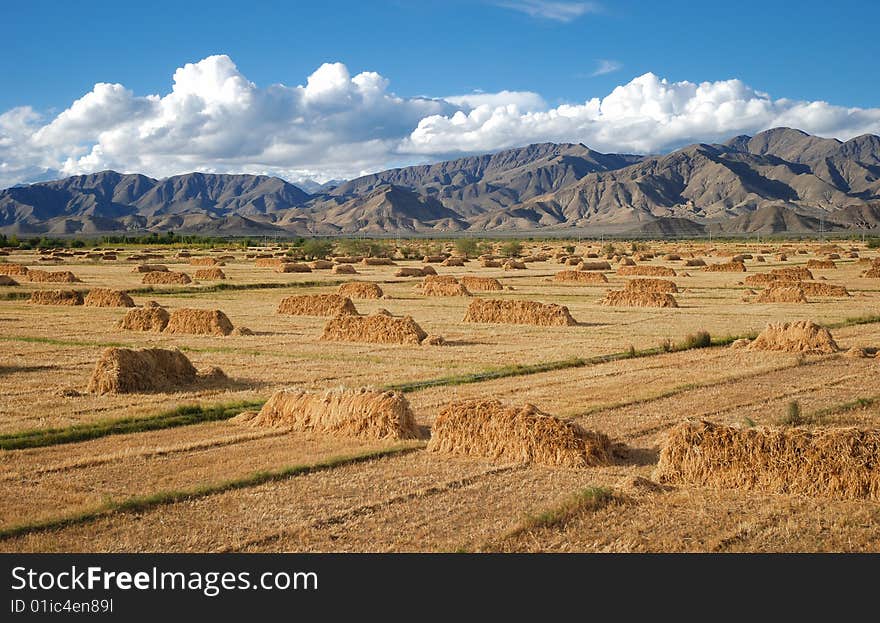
<box><xmin>321</xmin><ymin>313</ymin><xmax>428</xmax><ymax>345</ymax></box>
<box><xmin>618</xmin><ymin>265</ymin><xmax>676</xmax><ymax>277</ymax></box>
<box><xmin>427</xmin><ymin>400</ymin><xmax>613</xmax><ymax>468</ymax></box>
<box><xmin>654</xmin><ymin>420</ymin><xmax>880</xmax><ymax>500</ymax></box>
<box><xmin>395</xmin><ymin>267</ymin><xmax>427</xmax><ymax>277</ymax></box>
<box><xmin>131</xmin><ymin>264</ymin><xmax>169</xmax><ymax>273</ymax></box>
<box><xmin>255</xmin><ymin>258</ymin><xmax>284</xmax><ymax>268</ymax></box>
<box><xmin>460</xmin><ymin>276</ymin><xmax>504</xmax><ymax>291</ymax></box>
<box><xmin>362</xmin><ymin>257</ymin><xmax>396</xmax><ymax>266</ymax></box>
<box><xmin>755</xmin><ymin>286</ymin><xmax>808</xmax><ymax>303</ymax></box>
<box><xmin>441</xmin><ymin>257</ymin><xmax>465</xmax><ymax>267</ymax></box>
<box><xmin>0</xmin><ymin>275</ymin><xmax>18</xmax><ymax>286</ymax></box>
<box><xmin>743</xmin><ymin>273</ymin><xmax>780</xmax><ymax>286</ymax></box>
<box><xmin>27</xmin><ymin>269</ymin><xmax>80</xmax><ymax>283</ymax></box>
<box><xmin>332</xmin><ymin>263</ymin><xmax>358</xmax><ymax>275</ymax></box>
<box><xmin>580</xmin><ymin>261</ymin><xmax>611</xmax><ymax>271</ymax></box>
<box><xmin>553</xmin><ymin>270</ymin><xmax>608</xmax><ymax>284</ymax></box>
<box><xmin>164</xmin><ymin>308</ymin><xmax>234</xmax><ymax>336</ymax></box>
<box><xmin>338</xmin><ymin>281</ymin><xmax>384</xmax><ymax>299</ymax></box>
<box><xmin>235</xmin><ymin>387</ymin><xmax>418</xmax><ymax>440</ymax></box>
<box><xmin>601</xmin><ymin>290</ymin><xmax>678</xmax><ymax>308</ymax></box>
<box><xmin>503</xmin><ymin>260</ymin><xmax>526</xmax><ymax>270</ymax></box>
<box><xmin>0</xmin><ymin>263</ymin><xmax>28</xmax><ymax>276</ymax></box>
<box><xmin>194</xmin><ymin>268</ymin><xmax>226</xmax><ymax>280</ymax></box>
<box><xmin>746</xmin><ymin>320</ymin><xmax>838</xmax><ymax>354</ymax></box>
<box><xmin>277</xmin><ymin>262</ymin><xmax>312</xmax><ymax>273</ymax></box>
<box><xmin>84</xmin><ymin>288</ymin><xmax>135</xmax><ymax>307</ymax></box>
<box><xmin>624</xmin><ymin>278</ymin><xmax>678</xmax><ymax>293</ymax></box>
<box><xmin>684</xmin><ymin>258</ymin><xmax>706</xmax><ymax>267</ymax></box>
<box><xmin>703</xmin><ymin>261</ymin><xmax>746</xmax><ymax>272</ymax></box>
<box><xmin>86</xmin><ymin>347</ymin><xmax>215</xmax><ymax>394</ymax></box>
<box><xmin>771</xmin><ymin>267</ymin><xmax>813</xmax><ymax>281</ymax></box>
<box><xmin>29</xmin><ymin>290</ymin><xmax>83</xmax><ymax>305</ymax></box>
<box><xmin>418</xmin><ymin>276</ymin><xmax>471</xmax><ymax>296</ymax></box>
<box><xmin>863</xmin><ymin>267</ymin><xmax>880</xmax><ymax>278</ymax></box>
<box><xmin>277</xmin><ymin>294</ymin><xmax>358</xmax><ymax>316</ymax></box>
<box><xmin>334</xmin><ymin>256</ymin><xmax>362</xmax><ymax>264</ymax></box>
<box><xmin>309</xmin><ymin>260</ymin><xmax>334</xmax><ymax>270</ymax></box>
<box><xmin>806</xmin><ymin>259</ymin><xmax>836</xmax><ymax>269</ymax></box>
<box><xmin>423</xmin><ymin>254</ymin><xmax>447</xmax><ymax>263</ymax></box>
<box><xmin>795</xmin><ymin>281</ymin><xmax>849</xmax><ymax>297</ymax></box>
<box><xmin>117</xmin><ymin>307</ymin><xmax>170</xmax><ymax>332</ymax></box>
<box><xmin>463</xmin><ymin>298</ymin><xmax>576</xmax><ymax>326</ymax></box>
<box><xmin>481</xmin><ymin>259</ymin><xmax>503</xmax><ymax>268</ymax></box>
<box><xmin>190</xmin><ymin>257</ymin><xmax>223</xmax><ymax>266</ymax></box>
<box><xmin>142</xmin><ymin>271</ymin><xmax>192</xmax><ymax>285</ymax></box>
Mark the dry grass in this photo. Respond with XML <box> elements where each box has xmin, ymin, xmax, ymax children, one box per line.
<box><xmin>0</xmin><ymin>264</ymin><xmax>29</xmax><ymax>276</ymax></box>
<box><xmin>746</xmin><ymin>320</ymin><xmax>838</xmax><ymax>354</ymax></box>
<box><xmin>321</xmin><ymin>313</ymin><xmax>429</xmax><ymax>345</ymax></box>
<box><xmin>276</xmin><ymin>294</ymin><xmax>357</xmax><ymax>316</ymax></box>
<box><xmin>601</xmin><ymin>290</ymin><xmax>678</xmax><ymax>308</ymax></box>
<box><xmin>463</xmin><ymin>298</ymin><xmax>576</xmax><ymax>326</ymax></box>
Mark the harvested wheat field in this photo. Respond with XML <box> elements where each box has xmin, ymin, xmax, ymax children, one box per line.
<box><xmin>4</xmin><ymin>239</ymin><xmax>880</xmax><ymax>554</ymax></box>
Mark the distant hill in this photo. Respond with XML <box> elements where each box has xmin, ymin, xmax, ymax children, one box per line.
<box><xmin>2</xmin><ymin>128</ymin><xmax>879</xmax><ymax>236</ymax></box>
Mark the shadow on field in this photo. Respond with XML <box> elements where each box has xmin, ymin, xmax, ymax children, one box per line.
<box><xmin>0</xmin><ymin>363</ymin><xmax>61</xmax><ymax>377</ymax></box>
<box><xmin>614</xmin><ymin>445</ymin><xmax>660</xmax><ymax>467</ymax></box>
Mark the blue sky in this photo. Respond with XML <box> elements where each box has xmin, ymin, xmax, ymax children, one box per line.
<box><xmin>2</xmin><ymin>0</ymin><xmax>879</xmax><ymax>186</ymax></box>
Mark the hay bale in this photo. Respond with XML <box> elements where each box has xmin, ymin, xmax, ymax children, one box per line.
<box><xmin>338</xmin><ymin>281</ymin><xmax>384</xmax><ymax>299</ymax></box>
<box><xmin>142</xmin><ymin>271</ymin><xmax>192</xmax><ymax>285</ymax></box>
<box><xmin>164</xmin><ymin>308</ymin><xmax>234</xmax><ymax>336</ymax></box>
<box><xmin>418</xmin><ymin>276</ymin><xmax>472</xmax><ymax>296</ymax></box>
<box><xmin>502</xmin><ymin>260</ymin><xmax>526</xmax><ymax>270</ymax></box>
<box><xmin>0</xmin><ymin>275</ymin><xmax>18</xmax><ymax>286</ymax></box>
<box><xmin>755</xmin><ymin>286</ymin><xmax>808</xmax><ymax>303</ymax></box>
<box><xmin>746</xmin><ymin>320</ymin><xmax>838</xmax><ymax>354</ymax></box>
<box><xmin>334</xmin><ymin>256</ymin><xmax>363</xmax><ymax>264</ymax></box>
<box><xmin>236</xmin><ymin>387</ymin><xmax>418</xmax><ymax>440</ymax></box>
<box><xmin>321</xmin><ymin>313</ymin><xmax>428</xmax><ymax>345</ymax></box>
<box><xmin>27</xmin><ymin>269</ymin><xmax>81</xmax><ymax>283</ymax></box>
<box><xmin>624</xmin><ymin>278</ymin><xmax>678</xmax><ymax>294</ymax></box>
<box><xmin>0</xmin><ymin>263</ymin><xmax>29</xmax><ymax>276</ymax></box>
<box><xmin>29</xmin><ymin>289</ymin><xmax>83</xmax><ymax>305</ymax></box>
<box><xmin>553</xmin><ymin>270</ymin><xmax>608</xmax><ymax>284</ymax></box>
<box><xmin>796</xmin><ymin>281</ymin><xmax>849</xmax><ymax>297</ymax></box>
<box><xmin>579</xmin><ymin>260</ymin><xmax>612</xmax><ymax>271</ymax></box>
<box><xmin>463</xmin><ymin>298</ymin><xmax>576</xmax><ymax>326</ymax></box>
<box><xmin>277</xmin><ymin>294</ymin><xmax>358</xmax><ymax>316</ymax></box>
<box><xmin>845</xmin><ymin>347</ymin><xmax>870</xmax><ymax>358</ymax></box>
<box><xmin>86</xmin><ymin>347</ymin><xmax>209</xmax><ymax>394</ymax></box>
<box><xmin>617</xmin><ymin>265</ymin><xmax>676</xmax><ymax>277</ymax></box>
<box><xmin>703</xmin><ymin>261</ymin><xmax>746</xmax><ymax>272</ymax></box>
<box><xmin>806</xmin><ymin>259</ymin><xmax>836</xmax><ymax>269</ymax></box>
<box><xmin>395</xmin><ymin>267</ymin><xmax>427</xmax><ymax>277</ymax></box>
<box><xmin>427</xmin><ymin>400</ymin><xmax>612</xmax><ymax>468</ymax></box>
<box><xmin>190</xmin><ymin>257</ymin><xmax>223</xmax><ymax>266</ymax></box>
<box><xmin>771</xmin><ymin>267</ymin><xmax>813</xmax><ymax>281</ymax></box>
<box><xmin>601</xmin><ymin>290</ymin><xmax>678</xmax><ymax>308</ymax></box>
<box><xmin>441</xmin><ymin>256</ymin><xmax>466</xmax><ymax>267</ymax></box>
<box><xmin>276</xmin><ymin>262</ymin><xmax>312</xmax><ymax>273</ymax></box>
<box><xmin>664</xmin><ymin>254</ymin><xmax>681</xmax><ymax>261</ymax></box>
<box><xmin>361</xmin><ymin>258</ymin><xmax>396</xmax><ymax>266</ymax></box>
<box><xmin>460</xmin><ymin>276</ymin><xmax>504</xmax><ymax>291</ymax></box>
<box><xmin>481</xmin><ymin>259</ymin><xmax>503</xmax><ymax>268</ymax></box>
<box><xmin>309</xmin><ymin>260</ymin><xmax>334</xmax><ymax>269</ymax></box>
<box><xmin>84</xmin><ymin>288</ymin><xmax>135</xmax><ymax>308</ymax></box>
<box><xmin>743</xmin><ymin>273</ymin><xmax>780</xmax><ymax>286</ymax></box>
<box><xmin>131</xmin><ymin>264</ymin><xmax>169</xmax><ymax>273</ymax></box>
<box><xmin>618</xmin><ymin>257</ymin><xmax>636</xmax><ymax>266</ymax></box>
<box><xmin>420</xmin><ymin>265</ymin><xmax>438</xmax><ymax>276</ymax></box>
<box><xmin>194</xmin><ymin>268</ymin><xmax>226</xmax><ymax>280</ymax></box>
<box><xmin>654</xmin><ymin>420</ymin><xmax>880</xmax><ymax>500</ymax></box>
<box><xmin>117</xmin><ymin>307</ymin><xmax>170</xmax><ymax>332</ymax></box>
<box><xmin>684</xmin><ymin>258</ymin><xmax>706</xmax><ymax>267</ymax></box>
<box><xmin>422</xmin><ymin>254</ymin><xmax>447</xmax><ymax>263</ymax></box>
<box><xmin>332</xmin><ymin>263</ymin><xmax>358</xmax><ymax>275</ymax></box>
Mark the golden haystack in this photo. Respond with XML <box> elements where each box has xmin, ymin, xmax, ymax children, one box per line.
<box><xmin>601</xmin><ymin>290</ymin><xmax>678</xmax><ymax>308</ymax></box>
<box><xmin>420</xmin><ymin>265</ymin><xmax>438</xmax><ymax>275</ymax></box>
<box><xmin>255</xmin><ymin>257</ymin><xmax>284</xmax><ymax>268</ymax></box>
<box><xmin>553</xmin><ymin>270</ymin><xmax>608</xmax><ymax>284</ymax></box>
<box><xmin>703</xmin><ymin>261</ymin><xmax>746</xmax><ymax>272</ymax></box>
<box><xmin>338</xmin><ymin>281</ymin><xmax>384</xmax><ymax>299</ymax></box>
<box><xmin>29</xmin><ymin>289</ymin><xmax>83</xmax><ymax>305</ymax></box>
<box><xmin>755</xmin><ymin>286</ymin><xmax>808</xmax><ymax>303</ymax></box>
<box><xmin>418</xmin><ymin>276</ymin><xmax>472</xmax><ymax>296</ymax></box>
<box><xmin>395</xmin><ymin>267</ymin><xmax>427</xmax><ymax>277</ymax></box>
<box><xmin>503</xmin><ymin>260</ymin><xmax>527</xmax><ymax>270</ymax></box>
<box><xmin>0</xmin><ymin>263</ymin><xmax>28</xmax><ymax>276</ymax></box>
<box><xmin>362</xmin><ymin>257</ymin><xmax>396</xmax><ymax>266</ymax></box>
<box><xmin>27</xmin><ymin>269</ymin><xmax>81</xmax><ymax>283</ymax></box>
<box><xmin>190</xmin><ymin>257</ymin><xmax>223</xmax><ymax>266</ymax></box>
<box><xmin>863</xmin><ymin>267</ymin><xmax>880</xmax><ymax>278</ymax></box>
<box><xmin>194</xmin><ymin>268</ymin><xmax>226</xmax><ymax>280</ymax></box>
<box><xmin>463</xmin><ymin>298</ymin><xmax>577</xmax><ymax>326</ymax></box>
<box><xmin>771</xmin><ymin>267</ymin><xmax>813</xmax><ymax>281</ymax></box>
<box><xmin>131</xmin><ymin>264</ymin><xmax>169</xmax><ymax>273</ymax></box>
<box><xmin>684</xmin><ymin>258</ymin><xmax>706</xmax><ymax>267</ymax></box>
<box><xmin>321</xmin><ymin>313</ymin><xmax>428</xmax><ymax>345</ymax></box>
<box><xmin>654</xmin><ymin>419</ymin><xmax>880</xmax><ymax>500</ymax></box>
<box><xmin>117</xmin><ymin>307</ymin><xmax>170</xmax><ymax>332</ymax></box>
<box><xmin>164</xmin><ymin>308</ymin><xmax>235</xmax><ymax>336</ymax></box>
<box><xmin>0</xmin><ymin>275</ymin><xmax>18</xmax><ymax>286</ymax></box>
<box><xmin>142</xmin><ymin>271</ymin><xmax>192</xmax><ymax>285</ymax></box>
<box><xmin>743</xmin><ymin>273</ymin><xmax>779</xmax><ymax>286</ymax></box>
<box><xmin>795</xmin><ymin>281</ymin><xmax>849</xmax><ymax>297</ymax></box>
<box><xmin>618</xmin><ymin>257</ymin><xmax>636</xmax><ymax>266</ymax></box>
<box><xmin>235</xmin><ymin>386</ymin><xmax>418</xmax><ymax>441</ymax></box>
<box><xmin>617</xmin><ymin>265</ymin><xmax>676</xmax><ymax>277</ymax></box>
<box><xmin>624</xmin><ymin>278</ymin><xmax>679</xmax><ymax>293</ymax></box>
<box><xmin>422</xmin><ymin>254</ymin><xmax>447</xmax><ymax>263</ymax></box>
<box><xmin>580</xmin><ymin>260</ymin><xmax>611</xmax><ymax>271</ymax></box>
<box><xmin>422</xmin><ymin>334</ymin><xmax>446</xmax><ymax>346</ymax></box>
<box><xmin>806</xmin><ymin>259</ymin><xmax>836</xmax><ymax>269</ymax></box>
<box><xmin>664</xmin><ymin>254</ymin><xmax>681</xmax><ymax>261</ymax></box>
<box><xmin>309</xmin><ymin>260</ymin><xmax>334</xmax><ymax>270</ymax></box>
<box><xmin>441</xmin><ymin>257</ymin><xmax>466</xmax><ymax>266</ymax></box>
<box><xmin>277</xmin><ymin>262</ymin><xmax>312</xmax><ymax>273</ymax></box>
<box><xmin>427</xmin><ymin>400</ymin><xmax>613</xmax><ymax>468</ymax></box>
<box><xmin>460</xmin><ymin>276</ymin><xmax>504</xmax><ymax>291</ymax></box>
<box><xmin>481</xmin><ymin>259</ymin><xmax>503</xmax><ymax>268</ymax></box>
<box><xmin>86</xmin><ymin>347</ymin><xmax>212</xmax><ymax>394</ymax></box>
<box><xmin>277</xmin><ymin>294</ymin><xmax>358</xmax><ymax>316</ymax></box>
<box><xmin>746</xmin><ymin>320</ymin><xmax>838</xmax><ymax>354</ymax></box>
<box><xmin>332</xmin><ymin>263</ymin><xmax>358</xmax><ymax>274</ymax></box>
<box><xmin>84</xmin><ymin>288</ymin><xmax>135</xmax><ymax>308</ymax></box>
<box><xmin>844</xmin><ymin>347</ymin><xmax>870</xmax><ymax>358</ymax></box>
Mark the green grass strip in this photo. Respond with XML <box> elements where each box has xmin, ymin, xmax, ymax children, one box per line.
<box><xmin>0</xmin><ymin>444</ymin><xmax>422</xmax><ymax>540</ymax></box>
<box><xmin>0</xmin><ymin>400</ymin><xmax>264</xmax><ymax>451</ymax></box>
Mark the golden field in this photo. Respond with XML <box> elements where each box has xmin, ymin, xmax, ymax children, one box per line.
<box><xmin>2</xmin><ymin>239</ymin><xmax>880</xmax><ymax>552</ymax></box>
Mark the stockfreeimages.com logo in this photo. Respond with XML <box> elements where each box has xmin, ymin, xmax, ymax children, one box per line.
<box><xmin>11</xmin><ymin>566</ymin><xmax>317</xmax><ymax>597</ymax></box>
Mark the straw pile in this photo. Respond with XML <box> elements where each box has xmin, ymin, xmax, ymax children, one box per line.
<box><xmin>601</xmin><ymin>290</ymin><xmax>679</xmax><ymax>308</ymax></box>
<box><xmin>427</xmin><ymin>400</ymin><xmax>613</xmax><ymax>468</ymax></box>
<box><xmin>190</xmin><ymin>257</ymin><xmax>223</xmax><ymax>266</ymax></box>
<box><xmin>755</xmin><ymin>286</ymin><xmax>808</xmax><ymax>303</ymax></box>
<box><xmin>235</xmin><ymin>387</ymin><xmax>418</xmax><ymax>440</ymax></box>
<box><xmin>481</xmin><ymin>259</ymin><xmax>503</xmax><ymax>268</ymax></box>
<box><xmin>309</xmin><ymin>260</ymin><xmax>334</xmax><ymax>270</ymax></box>
<box><xmin>553</xmin><ymin>270</ymin><xmax>608</xmax><ymax>284</ymax></box>
<box><xmin>27</xmin><ymin>269</ymin><xmax>80</xmax><ymax>283</ymax></box>
<box><xmin>421</xmin><ymin>265</ymin><xmax>438</xmax><ymax>275</ymax></box>
<box><xmin>29</xmin><ymin>289</ymin><xmax>83</xmax><ymax>305</ymax></box>
<box><xmin>277</xmin><ymin>294</ymin><xmax>358</xmax><ymax>316</ymax></box>
<box><xmin>703</xmin><ymin>261</ymin><xmax>746</xmax><ymax>272</ymax></box>
<box><xmin>131</xmin><ymin>264</ymin><xmax>169</xmax><ymax>273</ymax></box>
<box><xmin>460</xmin><ymin>276</ymin><xmax>504</xmax><ymax>291</ymax></box>
<box><xmin>580</xmin><ymin>261</ymin><xmax>611</xmax><ymax>271</ymax></box>
<box><xmin>321</xmin><ymin>313</ymin><xmax>428</xmax><ymax>345</ymax></box>
<box><xmin>338</xmin><ymin>281</ymin><xmax>384</xmax><ymax>299</ymax></box>
<box><xmin>419</xmin><ymin>276</ymin><xmax>472</xmax><ymax>296</ymax></box>
<box><xmin>84</xmin><ymin>288</ymin><xmax>135</xmax><ymax>307</ymax></box>
<box><xmin>743</xmin><ymin>273</ymin><xmax>781</xmax><ymax>286</ymax></box>
<box><xmin>277</xmin><ymin>262</ymin><xmax>312</xmax><ymax>273</ymax></box>
<box><xmin>0</xmin><ymin>275</ymin><xmax>18</xmax><ymax>286</ymax></box>
<box><xmin>771</xmin><ymin>267</ymin><xmax>813</xmax><ymax>280</ymax></box>
<box><xmin>618</xmin><ymin>265</ymin><xmax>676</xmax><ymax>277</ymax></box>
<box><xmin>423</xmin><ymin>254</ymin><xmax>447</xmax><ymax>263</ymax></box>
<box><xmin>332</xmin><ymin>264</ymin><xmax>358</xmax><ymax>275</ymax></box>
<box><xmin>86</xmin><ymin>347</ymin><xmax>211</xmax><ymax>394</ymax></box>
<box><xmin>142</xmin><ymin>271</ymin><xmax>192</xmax><ymax>284</ymax></box>
<box><xmin>0</xmin><ymin>263</ymin><xmax>28</xmax><ymax>276</ymax></box>
<box><xmin>624</xmin><ymin>278</ymin><xmax>679</xmax><ymax>293</ymax></box>
<box><xmin>684</xmin><ymin>258</ymin><xmax>706</xmax><ymax>267</ymax></box>
<box><xmin>441</xmin><ymin>257</ymin><xmax>465</xmax><ymax>266</ymax></box>
<box><xmin>796</xmin><ymin>281</ymin><xmax>849</xmax><ymax>297</ymax></box>
<box><xmin>463</xmin><ymin>298</ymin><xmax>576</xmax><ymax>326</ymax></box>
<box><xmin>503</xmin><ymin>260</ymin><xmax>527</xmax><ymax>270</ymax></box>
<box><xmin>255</xmin><ymin>258</ymin><xmax>284</xmax><ymax>268</ymax></box>
<box><xmin>164</xmin><ymin>308</ymin><xmax>235</xmax><ymax>336</ymax></box>
<box><xmin>664</xmin><ymin>254</ymin><xmax>681</xmax><ymax>261</ymax></box>
<box><xmin>806</xmin><ymin>259</ymin><xmax>836</xmax><ymax>269</ymax></box>
<box><xmin>746</xmin><ymin>320</ymin><xmax>838</xmax><ymax>354</ymax></box>
<box><xmin>362</xmin><ymin>257</ymin><xmax>396</xmax><ymax>266</ymax></box>
<box><xmin>654</xmin><ymin>420</ymin><xmax>880</xmax><ymax>500</ymax></box>
<box><xmin>117</xmin><ymin>307</ymin><xmax>170</xmax><ymax>332</ymax></box>
<box><xmin>395</xmin><ymin>267</ymin><xmax>431</xmax><ymax>277</ymax></box>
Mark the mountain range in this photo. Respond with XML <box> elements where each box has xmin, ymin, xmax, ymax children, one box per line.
<box><xmin>2</xmin><ymin>128</ymin><xmax>879</xmax><ymax>236</ymax></box>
